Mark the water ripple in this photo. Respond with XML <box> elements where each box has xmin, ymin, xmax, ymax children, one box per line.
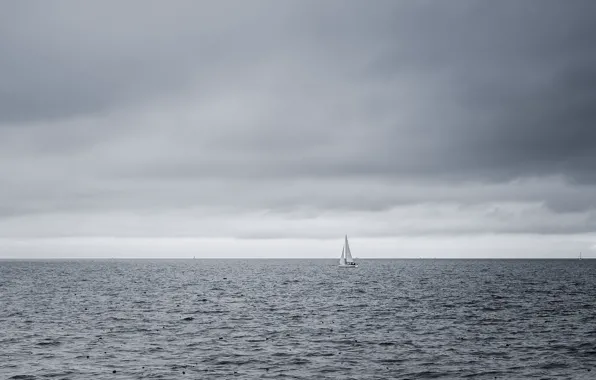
<box><xmin>1</xmin><ymin>259</ymin><xmax>595</xmax><ymax>379</ymax></box>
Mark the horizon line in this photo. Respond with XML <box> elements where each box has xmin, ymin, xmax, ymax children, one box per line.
<box><xmin>0</xmin><ymin>257</ymin><xmax>590</xmax><ymax>260</ymax></box>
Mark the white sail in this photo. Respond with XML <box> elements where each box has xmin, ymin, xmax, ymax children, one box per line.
<box><xmin>344</xmin><ymin>235</ymin><xmax>354</xmax><ymax>262</ymax></box>
<box><xmin>339</xmin><ymin>246</ymin><xmax>346</xmax><ymax>265</ymax></box>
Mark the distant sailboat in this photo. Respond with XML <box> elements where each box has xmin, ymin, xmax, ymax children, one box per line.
<box><xmin>339</xmin><ymin>235</ymin><xmax>358</xmax><ymax>268</ymax></box>
<box><xmin>579</xmin><ymin>252</ymin><xmax>582</xmax><ymax>260</ymax></box>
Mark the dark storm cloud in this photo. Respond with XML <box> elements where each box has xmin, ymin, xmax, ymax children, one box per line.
<box><xmin>322</xmin><ymin>0</ymin><xmax>596</xmax><ymax>184</ymax></box>
<box><xmin>62</xmin><ymin>0</ymin><xmax>595</xmax><ymax>185</ymax></box>
<box><xmin>2</xmin><ymin>0</ymin><xmax>596</xmax><ymax>240</ymax></box>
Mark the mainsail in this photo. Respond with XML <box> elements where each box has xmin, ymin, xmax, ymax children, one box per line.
<box><xmin>344</xmin><ymin>235</ymin><xmax>354</xmax><ymax>262</ymax></box>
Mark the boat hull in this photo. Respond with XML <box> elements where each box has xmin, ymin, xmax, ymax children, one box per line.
<box><xmin>339</xmin><ymin>264</ymin><xmax>358</xmax><ymax>268</ymax></box>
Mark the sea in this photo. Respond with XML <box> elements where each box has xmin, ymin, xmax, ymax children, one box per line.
<box><xmin>1</xmin><ymin>259</ymin><xmax>595</xmax><ymax>379</ymax></box>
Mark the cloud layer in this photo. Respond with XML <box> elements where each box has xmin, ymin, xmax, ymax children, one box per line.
<box><xmin>1</xmin><ymin>1</ymin><xmax>596</xmax><ymax>256</ymax></box>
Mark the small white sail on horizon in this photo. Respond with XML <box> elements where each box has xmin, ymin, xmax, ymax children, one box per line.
<box><xmin>339</xmin><ymin>235</ymin><xmax>358</xmax><ymax>268</ymax></box>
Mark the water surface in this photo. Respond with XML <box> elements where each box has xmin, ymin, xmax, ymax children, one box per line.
<box><xmin>1</xmin><ymin>259</ymin><xmax>595</xmax><ymax>379</ymax></box>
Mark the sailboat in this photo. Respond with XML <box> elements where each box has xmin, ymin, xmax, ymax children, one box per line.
<box><xmin>339</xmin><ymin>235</ymin><xmax>358</xmax><ymax>268</ymax></box>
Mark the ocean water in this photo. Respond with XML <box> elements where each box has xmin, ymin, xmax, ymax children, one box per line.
<box><xmin>1</xmin><ymin>259</ymin><xmax>595</xmax><ymax>379</ymax></box>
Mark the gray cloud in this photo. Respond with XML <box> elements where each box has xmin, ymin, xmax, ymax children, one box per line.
<box><xmin>1</xmin><ymin>0</ymin><xmax>596</xmax><ymax>245</ymax></box>
<box><xmin>0</xmin><ymin>0</ymin><xmax>300</xmax><ymax>124</ymax></box>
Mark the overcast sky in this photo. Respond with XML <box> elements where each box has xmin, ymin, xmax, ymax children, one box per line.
<box><xmin>1</xmin><ymin>0</ymin><xmax>596</xmax><ymax>258</ymax></box>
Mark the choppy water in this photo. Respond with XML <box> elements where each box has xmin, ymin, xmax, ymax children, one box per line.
<box><xmin>1</xmin><ymin>259</ymin><xmax>595</xmax><ymax>379</ymax></box>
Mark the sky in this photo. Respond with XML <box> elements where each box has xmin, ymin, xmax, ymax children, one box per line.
<box><xmin>1</xmin><ymin>0</ymin><xmax>596</xmax><ymax>258</ymax></box>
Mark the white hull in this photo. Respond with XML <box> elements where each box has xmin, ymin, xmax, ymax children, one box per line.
<box><xmin>339</xmin><ymin>263</ymin><xmax>358</xmax><ymax>268</ymax></box>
